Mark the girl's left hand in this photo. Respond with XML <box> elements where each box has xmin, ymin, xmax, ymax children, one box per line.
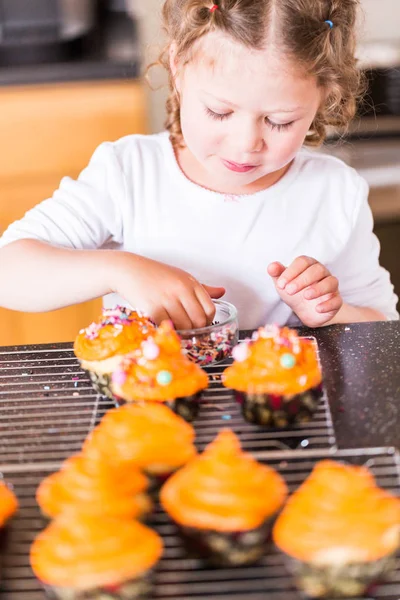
<box><xmin>267</xmin><ymin>256</ymin><xmax>343</xmax><ymax>327</ymax></box>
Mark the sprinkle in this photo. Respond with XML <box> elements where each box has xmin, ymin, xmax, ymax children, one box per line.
<box><xmin>112</xmin><ymin>370</ymin><xmax>127</xmax><ymax>386</ymax></box>
<box><xmin>156</xmin><ymin>370</ymin><xmax>173</xmax><ymax>386</ymax></box>
<box><xmin>142</xmin><ymin>340</ymin><xmax>160</xmax><ymax>360</ymax></box>
<box><xmin>72</xmin><ymin>377</ymin><xmax>79</xmax><ymax>381</ymax></box>
<box><xmin>43</xmin><ymin>385</ymin><xmax>50</xmax><ymax>390</ymax></box>
<box><xmin>74</xmin><ymin>381</ymin><xmax>78</xmax><ymax>388</ymax></box>
<box><xmin>232</xmin><ymin>343</ymin><xmax>249</xmax><ymax>363</ymax></box>
<box><xmin>73</xmin><ymin>392</ymin><xmax>79</xmax><ymax>397</ymax></box>
<box><xmin>280</xmin><ymin>353</ymin><xmax>296</xmax><ymax>369</ymax></box>
<box><xmin>221</xmin><ymin>415</ymin><xmax>232</xmax><ymax>420</ymax></box>
<box><xmin>298</xmin><ymin>375</ymin><xmax>308</xmax><ymax>386</ymax></box>
<box><xmin>300</xmin><ymin>439</ymin><xmax>309</xmax><ymax>447</ymax></box>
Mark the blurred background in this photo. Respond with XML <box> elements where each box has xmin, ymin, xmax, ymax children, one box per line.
<box><xmin>0</xmin><ymin>0</ymin><xmax>399</xmax><ymax>346</ymax></box>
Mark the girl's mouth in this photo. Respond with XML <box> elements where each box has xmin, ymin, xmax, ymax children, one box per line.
<box><xmin>221</xmin><ymin>159</ymin><xmax>257</xmax><ymax>173</ymax></box>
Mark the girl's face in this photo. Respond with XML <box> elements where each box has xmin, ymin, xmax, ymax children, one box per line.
<box><xmin>172</xmin><ymin>34</ymin><xmax>323</xmax><ymax>194</ymax></box>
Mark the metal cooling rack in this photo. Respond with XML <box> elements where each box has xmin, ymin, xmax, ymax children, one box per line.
<box><xmin>0</xmin><ymin>447</ymin><xmax>399</xmax><ymax>600</ymax></box>
<box><xmin>0</xmin><ymin>341</ymin><xmax>336</xmax><ymax>466</ymax></box>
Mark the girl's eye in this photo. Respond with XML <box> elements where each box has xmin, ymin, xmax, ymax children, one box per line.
<box><xmin>265</xmin><ymin>118</ymin><xmax>294</xmax><ymax>132</ymax></box>
<box><xmin>205</xmin><ymin>107</ymin><xmax>232</xmax><ymax>121</ymax></box>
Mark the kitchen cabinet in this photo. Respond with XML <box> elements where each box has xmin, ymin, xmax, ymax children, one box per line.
<box><xmin>0</xmin><ymin>79</ymin><xmax>149</xmax><ymax>346</ymax></box>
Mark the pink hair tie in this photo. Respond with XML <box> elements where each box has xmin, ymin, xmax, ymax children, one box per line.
<box><xmin>210</xmin><ymin>4</ymin><xmax>218</xmax><ymax>13</ymax></box>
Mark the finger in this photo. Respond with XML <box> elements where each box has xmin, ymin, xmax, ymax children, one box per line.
<box><xmin>163</xmin><ymin>299</ymin><xmax>194</xmax><ymax>330</ymax></box>
<box><xmin>316</xmin><ymin>292</ymin><xmax>343</xmax><ymax>314</ymax></box>
<box><xmin>195</xmin><ymin>286</ymin><xmax>217</xmax><ymax>326</ymax></box>
<box><xmin>267</xmin><ymin>262</ymin><xmax>286</xmax><ymax>279</ymax></box>
<box><xmin>284</xmin><ymin>262</ymin><xmax>330</xmax><ymax>296</ymax></box>
<box><xmin>276</xmin><ymin>256</ymin><xmax>317</xmax><ymax>290</ymax></box>
<box><xmin>202</xmin><ymin>285</ymin><xmax>226</xmax><ymax>299</ymax></box>
<box><xmin>148</xmin><ymin>306</ymin><xmax>171</xmax><ymax>326</ymax></box>
<box><xmin>303</xmin><ymin>276</ymin><xmax>339</xmax><ymax>300</ymax></box>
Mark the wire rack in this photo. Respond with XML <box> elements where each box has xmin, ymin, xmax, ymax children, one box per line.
<box><xmin>0</xmin><ymin>340</ymin><xmax>336</xmax><ymax>467</ymax></box>
<box><xmin>0</xmin><ymin>447</ymin><xmax>399</xmax><ymax>600</ymax></box>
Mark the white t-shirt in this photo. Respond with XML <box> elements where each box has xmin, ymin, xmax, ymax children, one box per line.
<box><xmin>1</xmin><ymin>131</ymin><xmax>398</xmax><ymax>328</ymax></box>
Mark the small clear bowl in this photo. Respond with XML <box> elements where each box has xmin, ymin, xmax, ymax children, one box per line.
<box><xmin>177</xmin><ymin>300</ymin><xmax>239</xmax><ymax>366</ymax></box>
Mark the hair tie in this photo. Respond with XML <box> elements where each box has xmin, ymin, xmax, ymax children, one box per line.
<box><xmin>210</xmin><ymin>4</ymin><xmax>218</xmax><ymax>13</ymax></box>
<box><xmin>325</xmin><ymin>20</ymin><xmax>334</xmax><ymax>29</ymax></box>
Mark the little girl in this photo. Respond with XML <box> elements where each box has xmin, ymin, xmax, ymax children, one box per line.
<box><xmin>0</xmin><ymin>0</ymin><xmax>398</xmax><ymax>330</ymax></box>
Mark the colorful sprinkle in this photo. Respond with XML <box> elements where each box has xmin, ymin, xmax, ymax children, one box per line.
<box><xmin>299</xmin><ymin>375</ymin><xmax>308</xmax><ymax>386</ymax></box>
<box><xmin>280</xmin><ymin>353</ymin><xmax>296</xmax><ymax>369</ymax></box>
<box><xmin>156</xmin><ymin>370</ymin><xmax>173</xmax><ymax>386</ymax></box>
<box><xmin>112</xmin><ymin>370</ymin><xmax>127</xmax><ymax>386</ymax></box>
<box><xmin>232</xmin><ymin>343</ymin><xmax>249</xmax><ymax>363</ymax></box>
<box><xmin>142</xmin><ymin>340</ymin><xmax>160</xmax><ymax>360</ymax></box>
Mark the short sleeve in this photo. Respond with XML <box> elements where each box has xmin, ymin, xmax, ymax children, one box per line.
<box><xmin>0</xmin><ymin>142</ymin><xmax>125</xmax><ymax>250</ymax></box>
<box><xmin>329</xmin><ymin>177</ymin><xmax>399</xmax><ymax>320</ymax></box>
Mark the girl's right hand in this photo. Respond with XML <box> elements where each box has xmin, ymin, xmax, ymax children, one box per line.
<box><xmin>110</xmin><ymin>252</ymin><xmax>225</xmax><ymax>330</ymax></box>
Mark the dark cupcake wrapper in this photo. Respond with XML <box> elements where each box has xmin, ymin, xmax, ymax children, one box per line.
<box><xmin>86</xmin><ymin>370</ymin><xmax>114</xmax><ymax>400</ymax></box>
<box><xmin>235</xmin><ymin>384</ymin><xmax>323</xmax><ymax>428</ymax></box>
<box><xmin>176</xmin><ymin>516</ymin><xmax>275</xmax><ymax>567</ymax></box>
<box><xmin>281</xmin><ymin>551</ymin><xmax>397</xmax><ymax>598</ymax></box>
<box><xmin>114</xmin><ymin>391</ymin><xmax>202</xmax><ymax>423</ymax></box>
<box><xmin>42</xmin><ymin>571</ymin><xmax>154</xmax><ymax>600</ymax></box>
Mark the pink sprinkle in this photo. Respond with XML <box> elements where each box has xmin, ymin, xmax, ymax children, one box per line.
<box><xmin>142</xmin><ymin>340</ymin><xmax>160</xmax><ymax>360</ymax></box>
<box><xmin>232</xmin><ymin>343</ymin><xmax>249</xmax><ymax>363</ymax></box>
<box><xmin>112</xmin><ymin>370</ymin><xmax>127</xmax><ymax>386</ymax></box>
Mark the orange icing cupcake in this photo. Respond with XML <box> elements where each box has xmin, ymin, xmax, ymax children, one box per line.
<box><xmin>223</xmin><ymin>324</ymin><xmax>321</xmax><ymax>395</ymax></box>
<box><xmin>83</xmin><ymin>403</ymin><xmax>197</xmax><ymax>475</ymax></box>
<box><xmin>111</xmin><ymin>321</ymin><xmax>208</xmax><ymax>401</ymax></box>
<box><xmin>273</xmin><ymin>460</ymin><xmax>400</xmax><ymax>564</ymax></box>
<box><xmin>36</xmin><ymin>453</ymin><xmax>151</xmax><ymax>519</ymax></box>
<box><xmin>0</xmin><ymin>481</ymin><xmax>18</xmax><ymax>526</ymax></box>
<box><xmin>74</xmin><ymin>306</ymin><xmax>155</xmax><ymax>362</ymax></box>
<box><xmin>160</xmin><ymin>430</ymin><xmax>287</xmax><ymax>531</ymax></box>
<box><xmin>30</xmin><ymin>514</ymin><xmax>163</xmax><ymax>590</ymax></box>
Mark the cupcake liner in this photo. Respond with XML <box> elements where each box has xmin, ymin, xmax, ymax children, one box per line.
<box><xmin>114</xmin><ymin>392</ymin><xmax>202</xmax><ymax>423</ymax></box>
<box><xmin>86</xmin><ymin>370</ymin><xmax>114</xmax><ymax>400</ymax></box>
<box><xmin>235</xmin><ymin>384</ymin><xmax>323</xmax><ymax>428</ymax></box>
<box><xmin>177</xmin><ymin>517</ymin><xmax>274</xmax><ymax>567</ymax></box>
<box><xmin>282</xmin><ymin>552</ymin><xmax>397</xmax><ymax>598</ymax></box>
<box><xmin>42</xmin><ymin>571</ymin><xmax>154</xmax><ymax>600</ymax></box>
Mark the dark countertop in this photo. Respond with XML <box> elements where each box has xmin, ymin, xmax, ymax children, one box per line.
<box><xmin>299</xmin><ymin>320</ymin><xmax>400</xmax><ymax>450</ymax></box>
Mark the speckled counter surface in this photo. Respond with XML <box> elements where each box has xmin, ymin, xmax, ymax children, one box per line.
<box><xmin>299</xmin><ymin>320</ymin><xmax>400</xmax><ymax>450</ymax></box>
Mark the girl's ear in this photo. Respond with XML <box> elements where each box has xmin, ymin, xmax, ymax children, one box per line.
<box><xmin>169</xmin><ymin>41</ymin><xmax>181</xmax><ymax>92</ymax></box>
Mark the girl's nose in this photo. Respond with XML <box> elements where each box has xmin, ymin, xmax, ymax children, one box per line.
<box><xmin>239</xmin><ymin>121</ymin><xmax>265</xmax><ymax>154</ymax></box>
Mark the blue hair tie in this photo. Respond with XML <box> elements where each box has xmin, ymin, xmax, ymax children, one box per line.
<box><xmin>325</xmin><ymin>20</ymin><xmax>334</xmax><ymax>29</ymax></box>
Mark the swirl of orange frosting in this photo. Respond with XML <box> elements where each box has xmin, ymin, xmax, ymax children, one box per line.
<box><xmin>223</xmin><ymin>325</ymin><xmax>321</xmax><ymax>395</ymax></box>
<box><xmin>160</xmin><ymin>430</ymin><xmax>287</xmax><ymax>531</ymax></box>
<box><xmin>111</xmin><ymin>321</ymin><xmax>208</xmax><ymax>401</ymax></box>
<box><xmin>0</xmin><ymin>481</ymin><xmax>18</xmax><ymax>526</ymax></box>
<box><xmin>273</xmin><ymin>460</ymin><xmax>400</xmax><ymax>564</ymax></box>
<box><xmin>83</xmin><ymin>403</ymin><xmax>197</xmax><ymax>474</ymax></box>
<box><xmin>74</xmin><ymin>307</ymin><xmax>155</xmax><ymax>362</ymax></box>
<box><xmin>30</xmin><ymin>514</ymin><xmax>163</xmax><ymax>590</ymax></box>
<box><xmin>36</xmin><ymin>453</ymin><xmax>151</xmax><ymax>519</ymax></box>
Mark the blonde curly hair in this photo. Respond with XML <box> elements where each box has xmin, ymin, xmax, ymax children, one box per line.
<box><xmin>151</xmin><ymin>0</ymin><xmax>365</xmax><ymax>148</ymax></box>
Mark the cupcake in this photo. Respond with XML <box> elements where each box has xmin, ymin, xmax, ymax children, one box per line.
<box><xmin>30</xmin><ymin>513</ymin><xmax>163</xmax><ymax>600</ymax></box>
<box><xmin>74</xmin><ymin>306</ymin><xmax>155</xmax><ymax>398</ymax></box>
<box><xmin>223</xmin><ymin>324</ymin><xmax>323</xmax><ymax>428</ymax></box>
<box><xmin>111</xmin><ymin>321</ymin><xmax>209</xmax><ymax>421</ymax></box>
<box><xmin>160</xmin><ymin>430</ymin><xmax>287</xmax><ymax>566</ymax></box>
<box><xmin>36</xmin><ymin>453</ymin><xmax>151</xmax><ymax>520</ymax></box>
<box><xmin>0</xmin><ymin>481</ymin><xmax>18</xmax><ymax>574</ymax></box>
<box><xmin>83</xmin><ymin>403</ymin><xmax>197</xmax><ymax>496</ymax></box>
<box><xmin>273</xmin><ymin>460</ymin><xmax>400</xmax><ymax>598</ymax></box>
